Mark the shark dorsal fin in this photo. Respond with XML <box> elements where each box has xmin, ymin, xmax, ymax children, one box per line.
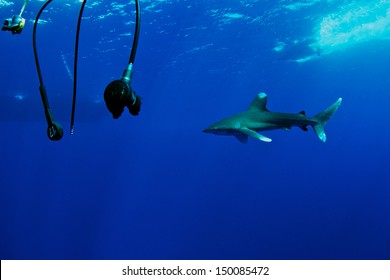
<box><xmin>247</xmin><ymin>92</ymin><xmax>269</xmax><ymax>112</ymax></box>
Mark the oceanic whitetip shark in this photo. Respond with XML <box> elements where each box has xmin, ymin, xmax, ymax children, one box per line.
<box><xmin>203</xmin><ymin>93</ymin><xmax>342</xmax><ymax>143</ymax></box>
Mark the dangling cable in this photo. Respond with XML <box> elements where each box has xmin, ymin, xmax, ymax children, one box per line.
<box><xmin>19</xmin><ymin>0</ymin><xmax>29</xmax><ymax>17</ymax></box>
<box><xmin>32</xmin><ymin>0</ymin><xmax>50</xmax><ymax>86</ymax></box>
<box><xmin>33</xmin><ymin>0</ymin><xmax>63</xmax><ymax>140</ymax></box>
<box><xmin>70</xmin><ymin>0</ymin><xmax>87</xmax><ymax>135</ymax></box>
<box><xmin>121</xmin><ymin>0</ymin><xmax>141</xmax><ymax>84</ymax></box>
<box><xmin>129</xmin><ymin>0</ymin><xmax>141</xmax><ymax>65</ymax></box>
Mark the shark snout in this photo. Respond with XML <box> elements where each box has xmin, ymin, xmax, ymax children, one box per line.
<box><xmin>203</xmin><ymin>126</ymin><xmax>230</xmax><ymax>136</ymax></box>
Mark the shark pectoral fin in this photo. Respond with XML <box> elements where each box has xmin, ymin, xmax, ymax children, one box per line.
<box><xmin>238</xmin><ymin>128</ymin><xmax>272</xmax><ymax>142</ymax></box>
<box><xmin>235</xmin><ymin>134</ymin><xmax>248</xmax><ymax>143</ymax></box>
<box><xmin>300</xmin><ymin>125</ymin><xmax>309</xmax><ymax>131</ymax></box>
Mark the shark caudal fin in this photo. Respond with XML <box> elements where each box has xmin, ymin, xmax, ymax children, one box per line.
<box><xmin>311</xmin><ymin>98</ymin><xmax>342</xmax><ymax>142</ymax></box>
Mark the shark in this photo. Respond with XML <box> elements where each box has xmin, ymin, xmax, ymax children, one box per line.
<box><xmin>203</xmin><ymin>93</ymin><xmax>342</xmax><ymax>143</ymax></box>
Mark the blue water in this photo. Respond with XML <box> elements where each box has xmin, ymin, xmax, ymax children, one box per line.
<box><xmin>1</xmin><ymin>0</ymin><xmax>390</xmax><ymax>260</ymax></box>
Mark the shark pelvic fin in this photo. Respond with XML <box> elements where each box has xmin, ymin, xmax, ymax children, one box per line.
<box><xmin>247</xmin><ymin>92</ymin><xmax>269</xmax><ymax>112</ymax></box>
<box><xmin>300</xmin><ymin>125</ymin><xmax>309</xmax><ymax>131</ymax></box>
<box><xmin>235</xmin><ymin>134</ymin><xmax>248</xmax><ymax>143</ymax></box>
<box><xmin>238</xmin><ymin>127</ymin><xmax>272</xmax><ymax>142</ymax></box>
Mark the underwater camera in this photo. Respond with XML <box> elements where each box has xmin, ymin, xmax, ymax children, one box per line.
<box><xmin>2</xmin><ymin>15</ymin><xmax>25</xmax><ymax>34</ymax></box>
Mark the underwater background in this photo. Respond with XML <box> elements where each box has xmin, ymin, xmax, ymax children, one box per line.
<box><xmin>1</xmin><ymin>0</ymin><xmax>390</xmax><ymax>259</ymax></box>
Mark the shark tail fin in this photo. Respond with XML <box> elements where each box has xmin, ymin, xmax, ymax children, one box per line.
<box><xmin>311</xmin><ymin>98</ymin><xmax>342</xmax><ymax>142</ymax></box>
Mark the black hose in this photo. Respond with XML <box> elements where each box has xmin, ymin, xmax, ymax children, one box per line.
<box><xmin>33</xmin><ymin>0</ymin><xmax>53</xmax><ymax>123</ymax></box>
<box><xmin>70</xmin><ymin>0</ymin><xmax>87</xmax><ymax>134</ymax></box>
<box><xmin>129</xmin><ymin>0</ymin><xmax>141</xmax><ymax>65</ymax></box>
<box><xmin>32</xmin><ymin>0</ymin><xmax>52</xmax><ymax>87</ymax></box>
<box><xmin>33</xmin><ymin>0</ymin><xmax>63</xmax><ymax>140</ymax></box>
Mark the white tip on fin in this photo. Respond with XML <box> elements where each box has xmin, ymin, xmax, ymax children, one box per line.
<box><xmin>258</xmin><ymin>134</ymin><xmax>272</xmax><ymax>142</ymax></box>
<box><xmin>247</xmin><ymin>92</ymin><xmax>269</xmax><ymax>112</ymax></box>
